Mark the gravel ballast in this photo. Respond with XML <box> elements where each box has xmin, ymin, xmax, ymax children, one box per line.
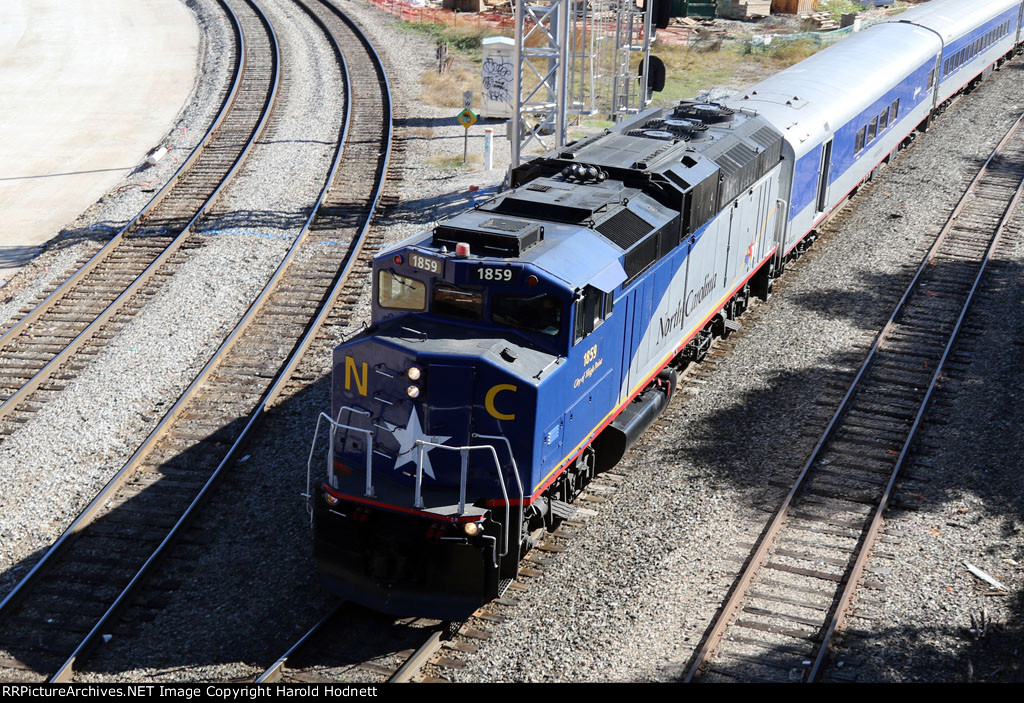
<box><xmin>0</xmin><ymin>0</ymin><xmax>233</xmax><ymax>329</ymax></box>
<box><xmin>20</xmin><ymin>0</ymin><xmax>1024</xmax><ymax>683</ymax></box>
<box><xmin>0</xmin><ymin>0</ymin><xmax>345</xmax><ymax>601</ymax></box>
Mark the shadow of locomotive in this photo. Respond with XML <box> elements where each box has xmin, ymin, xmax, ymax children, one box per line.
<box><xmin>0</xmin><ymin>367</ymin><xmax>443</xmax><ymax>678</ymax></box>
<box><xmin>386</xmin><ymin>187</ymin><xmax>501</xmax><ymax>227</ymax></box>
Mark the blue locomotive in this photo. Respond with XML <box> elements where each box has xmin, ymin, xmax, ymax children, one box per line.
<box><xmin>308</xmin><ymin>0</ymin><xmax>1024</xmax><ymax>618</ymax></box>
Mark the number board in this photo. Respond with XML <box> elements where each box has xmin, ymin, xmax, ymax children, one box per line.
<box><xmin>409</xmin><ymin>253</ymin><xmax>441</xmax><ymax>274</ymax></box>
<box><xmin>474</xmin><ymin>266</ymin><xmax>516</xmax><ymax>283</ymax></box>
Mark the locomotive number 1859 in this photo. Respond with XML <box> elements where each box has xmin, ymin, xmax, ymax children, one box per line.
<box><xmin>410</xmin><ymin>254</ymin><xmax>440</xmax><ymax>273</ymax></box>
<box><xmin>474</xmin><ymin>266</ymin><xmax>515</xmax><ymax>282</ymax></box>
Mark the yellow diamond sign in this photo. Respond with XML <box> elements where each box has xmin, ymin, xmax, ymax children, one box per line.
<box><xmin>456</xmin><ymin>108</ymin><xmax>478</xmax><ymax>129</ymax></box>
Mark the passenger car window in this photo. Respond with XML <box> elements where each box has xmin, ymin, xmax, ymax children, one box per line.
<box><xmin>433</xmin><ymin>284</ymin><xmax>483</xmax><ymax>320</ymax></box>
<box><xmin>855</xmin><ymin>126</ymin><xmax>866</xmax><ymax>153</ymax></box>
<box><xmin>879</xmin><ymin>107</ymin><xmax>889</xmax><ymax>131</ymax></box>
<box><xmin>493</xmin><ymin>294</ymin><xmax>562</xmax><ymax>337</ymax></box>
<box><xmin>891</xmin><ymin>99</ymin><xmax>899</xmax><ymax>121</ymax></box>
<box><xmin>868</xmin><ymin>117</ymin><xmax>878</xmax><ymax>142</ymax></box>
<box><xmin>378</xmin><ymin>270</ymin><xmax>426</xmax><ymax>311</ymax></box>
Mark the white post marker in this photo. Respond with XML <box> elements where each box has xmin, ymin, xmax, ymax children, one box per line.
<box><xmin>484</xmin><ymin>128</ymin><xmax>493</xmax><ymax>171</ymax></box>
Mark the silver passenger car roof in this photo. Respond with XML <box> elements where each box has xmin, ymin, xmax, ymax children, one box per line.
<box><xmin>723</xmin><ymin>21</ymin><xmax>940</xmax><ymax>161</ymax></box>
<box><xmin>890</xmin><ymin>0</ymin><xmax>1020</xmax><ymax>44</ymax></box>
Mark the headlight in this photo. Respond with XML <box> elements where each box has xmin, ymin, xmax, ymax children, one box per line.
<box><xmin>407</xmin><ymin>385</ymin><xmax>421</xmax><ymax>399</ymax></box>
<box><xmin>324</xmin><ymin>492</ymin><xmax>339</xmax><ymax>506</ymax></box>
<box><xmin>407</xmin><ymin>365</ymin><xmax>422</xmax><ymax>381</ymax></box>
<box><xmin>463</xmin><ymin>522</ymin><xmax>482</xmax><ymax>536</ymax></box>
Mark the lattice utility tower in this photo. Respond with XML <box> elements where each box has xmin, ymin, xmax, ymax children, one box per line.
<box><xmin>510</xmin><ymin>0</ymin><xmax>654</xmax><ymax>169</ymax></box>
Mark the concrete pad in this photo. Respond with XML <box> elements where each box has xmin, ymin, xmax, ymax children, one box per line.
<box><xmin>0</xmin><ymin>0</ymin><xmax>199</xmax><ymax>281</ymax></box>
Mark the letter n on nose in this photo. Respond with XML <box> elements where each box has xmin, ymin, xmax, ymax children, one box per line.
<box><xmin>345</xmin><ymin>357</ymin><xmax>368</xmax><ymax>396</ymax></box>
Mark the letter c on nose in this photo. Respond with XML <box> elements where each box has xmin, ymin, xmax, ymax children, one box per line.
<box><xmin>485</xmin><ymin>384</ymin><xmax>517</xmax><ymax>420</ymax></box>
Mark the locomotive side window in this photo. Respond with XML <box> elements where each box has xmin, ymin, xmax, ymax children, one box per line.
<box><xmin>433</xmin><ymin>284</ymin><xmax>483</xmax><ymax>320</ymax></box>
<box><xmin>573</xmin><ymin>286</ymin><xmax>609</xmax><ymax>345</ymax></box>
<box><xmin>378</xmin><ymin>270</ymin><xmax>426</xmax><ymax>311</ymax></box>
<box><xmin>492</xmin><ymin>294</ymin><xmax>562</xmax><ymax>337</ymax></box>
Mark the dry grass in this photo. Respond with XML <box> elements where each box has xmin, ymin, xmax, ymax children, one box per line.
<box><xmin>742</xmin><ymin>37</ymin><xmax>822</xmax><ymax>69</ymax></box>
<box><xmin>411</xmin><ymin>19</ymin><xmax>827</xmax><ymax>110</ymax></box>
<box><xmin>428</xmin><ymin>154</ymin><xmax>484</xmax><ymax>169</ymax></box>
<box><xmin>421</xmin><ymin>65</ymin><xmax>479</xmax><ymax>108</ymax></box>
<box><xmin>654</xmin><ymin>42</ymin><xmax>747</xmax><ymax>104</ymax></box>
<box><xmin>651</xmin><ymin>36</ymin><xmax>823</xmax><ymax>104</ymax></box>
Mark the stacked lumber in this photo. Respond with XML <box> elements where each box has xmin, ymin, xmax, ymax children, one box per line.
<box><xmin>803</xmin><ymin>11</ymin><xmax>838</xmax><ymax>30</ymax></box>
<box><xmin>717</xmin><ymin>1</ymin><xmax>772</xmax><ymax>20</ymax></box>
<box><xmin>771</xmin><ymin>0</ymin><xmax>816</xmax><ymax>13</ymax></box>
<box><xmin>673</xmin><ymin>16</ymin><xmax>718</xmax><ymax>28</ymax></box>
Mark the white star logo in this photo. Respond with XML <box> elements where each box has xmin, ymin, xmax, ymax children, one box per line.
<box><xmin>383</xmin><ymin>406</ymin><xmax>452</xmax><ymax>479</ymax></box>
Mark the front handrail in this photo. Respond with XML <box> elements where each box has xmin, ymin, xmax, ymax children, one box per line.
<box><xmin>306</xmin><ymin>407</ymin><xmax>371</xmax><ymax>517</ymax></box>
<box><xmin>308</xmin><ymin>413</ymin><xmax>518</xmax><ymax>560</ymax></box>
<box><xmin>412</xmin><ymin>440</ymin><xmax>510</xmax><ymax>559</ymax></box>
<box><xmin>473</xmin><ymin>432</ymin><xmax>525</xmax><ymax>560</ymax></box>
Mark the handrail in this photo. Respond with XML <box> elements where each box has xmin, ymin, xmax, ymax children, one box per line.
<box><xmin>413</xmin><ymin>440</ymin><xmax>510</xmax><ymax>562</ymax></box>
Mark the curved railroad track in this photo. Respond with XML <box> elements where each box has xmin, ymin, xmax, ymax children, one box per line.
<box><xmin>683</xmin><ymin>111</ymin><xmax>1024</xmax><ymax>684</ymax></box>
<box><xmin>0</xmin><ymin>0</ymin><xmax>279</xmax><ymax>438</ymax></box>
<box><xmin>0</xmin><ymin>0</ymin><xmax>392</xmax><ymax>683</ymax></box>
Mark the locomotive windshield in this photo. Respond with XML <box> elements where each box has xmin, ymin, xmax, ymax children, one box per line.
<box><xmin>492</xmin><ymin>293</ymin><xmax>562</xmax><ymax>337</ymax></box>
<box><xmin>433</xmin><ymin>284</ymin><xmax>483</xmax><ymax>320</ymax></box>
<box><xmin>378</xmin><ymin>270</ymin><xmax>425</xmax><ymax>310</ymax></box>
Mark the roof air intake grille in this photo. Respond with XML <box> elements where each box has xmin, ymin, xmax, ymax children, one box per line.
<box><xmin>595</xmin><ymin>209</ymin><xmax>652</xmax><ymax>250</ymax></box>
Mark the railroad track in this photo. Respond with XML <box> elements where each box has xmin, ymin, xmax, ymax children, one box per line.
<box><xmin>254</xmin><ymin>603</ymin><xmax>449</xmax><ymax>684</ymax></box>
<box><xmin>683</xmin><ymin>111</ymin><xmax>1024</xmax><ymax>683</ymax></box>
<box><xmin>0</xmin><ymin>0</ymin><xmax>278</xmax><ymax>438</ymax></box>
<box><xmin>252</xmin><ymin>496</ymin><xmax>616</xmax><ymax>684</ymax></box>
<box><xmin>0</xmin><ymin>0</ymin><xmax>391</xmax><ymax>683</ymax></box>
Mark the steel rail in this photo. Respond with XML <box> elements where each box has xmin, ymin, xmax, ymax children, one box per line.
<box><xmin>0</xmin><ymin>5</ymin><xmax>283</xmax><ymax>689</ymax></box>
<box><xmin>0</xmin><ymin>0</ymin><xmax>275</xmax><ymax>623</ymax></box>
<box><xmin>255</xmin><ymin>602</ymin><xmax>346</xmax><ymax>683</ymax></box>
<box><xmin>0</xmin><ymin>0</ymin><xmax>241</xmax><ymax>351</ymax></box>
<box><xmin>40</xmin><ymin>1</ymin><xmax>391</xmax><ymax>682</ymax></box>
<box><xmin>264</xmin><ymin>0</ymin><xmax>394</xmax><ymax>409</ymax></box>
<box><xmin>0</xmin><ymin>0</ymin><xmax>277</xmax><ymax>428</ymax></box>
<box><xmin>254</xmin><ymin>607</ymin><xmax>446</xmax><ymax>684</ymax></box>
<box><xmin>684</xmin><ymin>110</ymin><xmax>1024</xmax><ymax>683</ymax></box>
<box><xmin>388</xmin><ymin>632</ymin><xmax>445</xmax><ymax>683</ymax></box>
<box><xmin>807</xmin><ymin>124</ymin><xmax>1024</xmax><ymax>682</ymax></box>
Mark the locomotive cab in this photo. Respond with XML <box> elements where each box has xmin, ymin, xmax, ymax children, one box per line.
<box><xmin>311</xmin><ymin>234</ymin><xmax>587</xmax><ymax>617</ymax></box>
